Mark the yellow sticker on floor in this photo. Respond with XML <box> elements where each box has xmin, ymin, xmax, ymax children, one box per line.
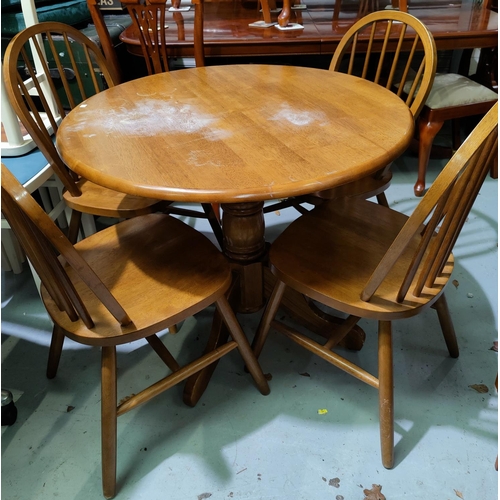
<box><xmin>317</xmin><ymin>409</ymin><xmax>328</xmax><ymax>415</ymax></box>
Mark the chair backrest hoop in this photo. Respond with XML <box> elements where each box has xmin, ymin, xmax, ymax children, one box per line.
<box><xmin>2</xmin><ymin>22</ymin><xmax>117</xmax><ymax>197</ymax></box>
<box><xmin>360</xmin><ymin>103</ymin><xmax>498</xmax><ymax>302</ymax></box>
<box><xmin>329</xmin><ymin>10</ymin><xmax>437</xmax><ymax>118</ymax></box>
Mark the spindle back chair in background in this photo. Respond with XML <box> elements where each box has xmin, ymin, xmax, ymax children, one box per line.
<box><xmin>121</xmin><ymin>0</ymin><xmax>205</xmax><ymax>72</ymax></box>
<box><xmin>87</xmin><ymin>0</ymin><xmax>223</xmax><ymax>230</ymax></box>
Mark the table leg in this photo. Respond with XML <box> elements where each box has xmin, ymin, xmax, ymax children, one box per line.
<box><xmin>183</xmin><ymin>201</ymin><xmax>365</xmax><ymax>406</ymax></box>
<box><xmin>183</xmin><ymin>202</ymin><xmax>266</xmax><ymax>406</ymax></box>
<box><xmin>221</xmin><ymin>201</ymin><xmax>267</xmax><ymax>312</ymax></box>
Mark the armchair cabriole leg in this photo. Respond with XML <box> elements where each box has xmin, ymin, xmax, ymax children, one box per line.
<box><xmin>416</xmin><ymin>116</ymin><xmax>444</xmax><ymax>197</ymax></box>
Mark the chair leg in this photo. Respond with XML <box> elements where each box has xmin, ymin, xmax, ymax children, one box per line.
<box><xmin>67</xmin><ymin>210</ymin><xmax>82</xmax><ymax>244</ymax></box>
<box><xmin>211</xmin><ymin>203</ymin><xmax>221</xmax><ymax>223</ymax></box>
<box><xmin>216</xmin><ymin>295</ymin><xmax>270</xmax><ymax>396</ymax></box>
<box><xmin>490</xmin><ymin>155</ymin><xmax>498</xmax><ymax>179</ymax></box>
<box><xmin>376</xmin><ymin>192</ymin><xmax>389</xmax><ymax>207</ymax></box>
<box><xmin>433</xmin><ymin>294</ymin><xmax>459</xmax><ymax>358</ymax></box>
<box><xmin>416</xmin><ymin>116</ymin><xmax>444</xmax><ymax>197</ymax></box>
<box><xmin>101</xmin><ymin>346</ymin><xmax>118</xmax><ymax>499</ymax></box>
<box><xmin>451</xmin><ymin>118</ymin><xmax>462</xmax><ymax>151</ymax></box>
<box><xmin>378</xmin><ymin>320</ymin><xmax>394</xmax><ymax>469</ymax></box>
<box><xmin>46</xmin><ymin>325</ymin><xmax>65</xmax><ymax>379</ymax></box>
<box><xmin>202</xmin><ymin>203</ymin><xmax>224</xmax><ymax>248</ymax></box>
<box><xmin>252</xmin><ymin>280</ymin><xmax>287</xmax><ymax>359</ymax></box>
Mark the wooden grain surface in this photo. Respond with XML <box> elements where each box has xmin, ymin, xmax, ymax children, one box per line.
<box><xmin>118</xmin><ymin>0</ymin><xmax>498</xmax><ymax>58</ymax></box>
<box><xmin>57</xmin><ymin>64</ymin><xmax>414</xmax><ymax>204</ymax></box>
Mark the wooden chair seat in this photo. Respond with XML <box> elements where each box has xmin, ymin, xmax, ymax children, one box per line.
<box><xmin>1</xmin><ymin>163</ymin><xmax>270</xmax><ymax>499</ymax></box>
<box><xmin>269</xmin><ymin>196</ymin><xmax>452</xmax><ymax>319</ymax></box>
<box><xmin>253</xmin><ymin>103</ymin><xmax>498</xmax><ymax>470</ymax></box>
<box><xmin>308</xmin><ymin>170</ymin><xmax>393</xmax><ymax>203</ymax></box>
<box><xmin>63</xmin><ymin>177</ymin><xmax>162</xmax><ymax>218</ymax></box>
<box><xmin>43</xmin><ymin>213</ymin><xmax>231</xmax><ymax>345</ymax></box>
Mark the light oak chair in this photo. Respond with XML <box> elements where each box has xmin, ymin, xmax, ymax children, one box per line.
<box><xmin>5</xmin><ymin>19</ymin><xmax>223</xmax><ymax>245</ymax></box>
<box><xmin>1</xmin><ymin>163</ymin><xmax>270</xmax><ymax>499</ymax></box>
<box><xmin>253</xmin><ymin>103</ymin><xmax>498</xmax><ymax>469</ymax></box>
<box><xmin>3</xmin><ymin>22</ymin><xmax>164</xmax><ymax>244</ymax></box>
<box><xmin>264</xmin><ymin>10</ymin><xmax>436</xmax><ymax>215</ymax></box>
<box><xmin>2</xmin><ymin>152</ymin><xmax>66</xmax><ymax>296</ymax></box>
<box><xmin>322</xmin><ymin>10</ymin><xmax>437</xmax><ymax>206</ymax></box>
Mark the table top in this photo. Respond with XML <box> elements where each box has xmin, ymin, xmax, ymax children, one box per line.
<box><xmin>56</xmin><ymin>64</ymin><xmax>414</xmax><ymax>204</ymax></box>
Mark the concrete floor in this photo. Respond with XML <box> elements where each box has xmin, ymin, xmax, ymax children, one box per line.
<box><xmin>1</xmin><ymin>148</ymin><xmax>498</xmax><ymax>500</ymax></box>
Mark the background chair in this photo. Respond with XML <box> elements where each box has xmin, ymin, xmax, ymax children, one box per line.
<box><xmin>253</xmin><ymin>104</ymin><xmax>498</xmax><ymax>469</ymax></box>
<box><xmin>120</xmin><ymin>0</ymin><xmax>221</xmax><ymax>223</ymax></box>
<box><xmin>3</xmin><ymin>22</ymin><xmax>164</xmax><ymax>244</ymax></box>
<box><xmin>87</xmin><ymin>0</ymin><xmax>205</xmax><ymax>75</ymax></box>
<box><xmin>264</xmin><ymin>10</ymin><xmax>436</xmax><ymax>215</ymax></box>
<box><xmin>414</xmin><ymin>64</ymin><xmax>497</xmax><ymax>196</ymax></box>
<box><xmin>1</xmin><ymin>163</ymin><xmax>270</xmax><ymax>499</ymax></box>
<box><xmin>398</xmin><ymin>1</ymin><xmax>497</xmax><ymax>196</ymax></box>
<box><xmin>120</xmin><ymin>0</ymin><xmax>205</xmax><ymax>72</ymax></box>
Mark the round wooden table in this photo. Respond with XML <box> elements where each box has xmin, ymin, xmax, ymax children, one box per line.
<box><xmin>57</xmin><ymin>64</ymin><xmax>412</xmax><ymax>254</ymax></box>
<box><xmin>57</xmin><ymin>63</ymin><xmax>413</xmax><ymax>307</ymax></box>
<box><xmin>57</xmin><ymin>64</ymin><xmax>413</xmax><ymax>403</ymax></box>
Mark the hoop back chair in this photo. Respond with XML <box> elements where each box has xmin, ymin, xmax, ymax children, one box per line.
<box><xmin>1</xmin><ymin>163</ymin><xmax>270</xmax><ymax>499</ymax></box>
<box><xmin>2</xmin><ymin>22</ymin><xmax>164</xmax><ymax>243</ymax></box>
<box><xmin>253</xmin><ymin>103</ymin><xmax>498</xmax><ymax>469</ymax></box>
<box><xmin>4</xmin><ymin>20</ymin><xmax>223</xmax><ymax>245</ymax></box>
<box><xmin>324</xmin><ymin>10</ymin><xmax>437</xmax><ymax>205</ymax></box>
<box><xmin>264</xmin><ymin>10</ymin><xmax>436</xmax><ymax>216</ymax></box>
<box><xmin>414</xmin><ymin>67</ymin><xmax>497</xmax><ymax>196</ymax></box>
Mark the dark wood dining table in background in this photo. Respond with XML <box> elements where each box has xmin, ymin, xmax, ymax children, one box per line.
<box><xmin>118</xmin><ymin>0</ymin><xmax>498</xmax><ymax>60</ymax></box>
<box><xmin>56</xmin><ymin>64</ymin><xmax>414</xmax><ymax>405</ymax></box>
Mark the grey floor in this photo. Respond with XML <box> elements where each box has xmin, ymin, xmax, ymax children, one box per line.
<box><xmin>1</xmin><ymin>143</ymin><xmax>498</xmax><ymax>500</ymax></box>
